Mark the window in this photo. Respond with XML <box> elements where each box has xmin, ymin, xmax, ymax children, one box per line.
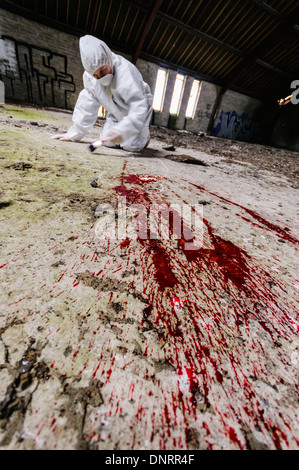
<box><xmin>152</xmin><ymin>68</ymin><xmax>168</xmax><ymax>112</ymax></box>
<box><xmin>98</xmin><ymin>106</ymin><xmax>107</xmax><ymax>118</ymax></box>
<box><xmin>169</xmin><ymin>74</ymin><xmax>185</xmax><ymax>115</ymax></box>
<box><xmin>185</xmin><ymin>80</ymin><xmax>201</xmax><ymax>119</ymax></box>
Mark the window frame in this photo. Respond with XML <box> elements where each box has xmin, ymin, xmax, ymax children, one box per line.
<box><xmin>152</xmin><ymin>68</ymin><xmax>169</xmax><ymax>113</ymax></box>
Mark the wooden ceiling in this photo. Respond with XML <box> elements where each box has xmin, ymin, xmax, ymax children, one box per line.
<box><xmin>2</xmin><ymin>0</ymin><xmax>299</xmax><ymax>102</ymax></box>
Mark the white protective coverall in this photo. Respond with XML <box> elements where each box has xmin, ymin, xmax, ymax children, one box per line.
<box><xmin>65</xmin><ymin>35</ymin><xmax>153</xmax><ymax>152</ymax></box>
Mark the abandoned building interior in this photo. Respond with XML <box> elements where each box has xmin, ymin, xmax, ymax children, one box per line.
<box><xmin>0</xmin><ymin>0</ymin><xmax>298</xmax><ymax>451</ymax></box>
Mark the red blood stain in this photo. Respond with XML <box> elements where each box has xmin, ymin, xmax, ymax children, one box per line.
<box><xmin>8</xmin><ymin>297</ymin><xmax>28</xmax><ymax>306</ymax></box>
<box><xmin>228</xmin><ymin>427</ymin><xmax>243</xmax><ymax>448</ymax></box>
<box><xmin>73</xmin><ymin>349</ymin><xmax>80</xmax><ymax>359</ymax></box>
<box><xmin>50</xmin><ymin>419</ymin><xmax>56</xmax><ymax>428</ymax></box>
<box><xmin>124</xmin><ymin>174</ymin><xmax>164</xmax><ymax>185</ymax></box>
<box><xmin>57</xmin><ymin>269</ymin><xmax>67</xmax><ymax>283</ymax></box>
<box><xmin>79</xmin><ymin>168</ymin><xmax>298</xmax><ymax>449</ymax></box>
<box><xmin>177</xmin><ymin>218</ymin><xmax>251</xmax><ymax>290</ymax></box>
<box><xmin>171</xmin><ymin>297</ymin><xmax>185</xmax><ymax>310</ymax></box>
<box><xmin>189</xmin><ymin>182</ymin><xmax>298</xmax><ymax>245</ymax></box>
<box><xmin>114</xmin><ymin>184</ymin><xmax>151</xmax><ymax>205</ymax></box>
<box><xmin>202</xmin><ymin>421</ymin><xmax>211</xmax><ymax>435</ymax></box>
<box><xmin>120</xmin><ymin>238</ymin><xmax>131</xmax><ymax>248</ymax></box>
<box><xmin>139</xmin><ymin>239</ymin><xmax>178</xmax><ymax>290</ymax></box>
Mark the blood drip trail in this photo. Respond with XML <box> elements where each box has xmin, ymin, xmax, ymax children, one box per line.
<box><xmin>188</xmin><ymin>181</ymin><xmax>299</xmax><ymax>245</ymax></box>
<box><xmin>90</xmin><ymin>163</ymin><xmax>299</xmax><ymax>450</ymax></box>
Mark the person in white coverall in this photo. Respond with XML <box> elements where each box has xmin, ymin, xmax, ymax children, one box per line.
<box><xmin>52</xmin><ymin>35</ymin><xmax>153</xmax><ymax>152</ymax></box>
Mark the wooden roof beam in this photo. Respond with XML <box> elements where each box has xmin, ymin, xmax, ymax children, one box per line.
<box><xmin>132</xmin><ymin>0</ymin><xmax>163</xmax><ymax>65</ymax></box>
<box><xmin>126</xmin><ymin>0</ymin><xmax>246</xmax><ymax>59</ymax></box>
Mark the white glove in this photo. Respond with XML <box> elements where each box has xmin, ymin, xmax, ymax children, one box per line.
<box><xmin>51</xmin><ymin>133</ymin><xmax>73</xmax><ymax>141</ymax></box>
<box><xmin>101</xmin><ymin>131</ymin><xmax>123</xmax><ymax>144</ymax></box>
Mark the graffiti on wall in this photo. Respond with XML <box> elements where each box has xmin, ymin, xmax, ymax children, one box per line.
<box><xmin>212</xmin><ymin>110</ymin><xmax>263</xmax><ymax>143</ymax></box>
<box><xmin>0</xmin><ymin>36</ymin><xmax>76</xmax><ymax>109</ymax></box>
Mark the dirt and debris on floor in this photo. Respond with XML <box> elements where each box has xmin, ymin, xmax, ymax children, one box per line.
<box><xmin>152</xmin><ymin>126</ymin><xmax>299</xmax><ymax>188</ymax></box>
<box><xmin>0</xmin><ymin>104</ymin><xmax>298</xmax><ymax>450</ymax></box>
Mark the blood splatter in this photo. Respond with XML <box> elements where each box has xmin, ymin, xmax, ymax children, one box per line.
<box><xmin>105</xmin><ymin>167</ymin><xmax>298</xmax><ymax>449</ymax></box>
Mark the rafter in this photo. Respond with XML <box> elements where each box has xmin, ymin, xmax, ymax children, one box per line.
<box><xmin>132</xmin><ymin>0</ymin><xmax>163</xmax><ymax>64</ymax></box>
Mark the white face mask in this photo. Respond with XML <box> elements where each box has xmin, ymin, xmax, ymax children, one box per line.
<box><xmin>98</xmin><ymin>74</ymin><xmax>113</xmax><ymax>86</ymax></box>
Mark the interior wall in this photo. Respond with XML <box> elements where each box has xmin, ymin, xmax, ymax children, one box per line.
<box><xmin>211</xmin><ymin>90</ymin><xmax>277</xmax><ymax>144</ymax></box>
<box><xmin>268</xmin><ymin>103</ymin><xmax>299</xmax><ymax>152</ymax></box>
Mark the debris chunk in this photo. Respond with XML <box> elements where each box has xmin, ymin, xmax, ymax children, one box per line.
<box><xmin>163</xmin><ymin>145</ymin><xmax>176</xmax><ymax>151</ymax></box>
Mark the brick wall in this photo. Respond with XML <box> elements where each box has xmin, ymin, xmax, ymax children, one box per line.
<box><xmin>0</xmin><ymin>8</ymin><xmax>83</xmax><ymax>110</ymax></box>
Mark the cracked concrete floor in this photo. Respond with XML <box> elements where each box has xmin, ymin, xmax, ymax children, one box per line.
<box><xmin>0</xmin><ymin>104</ymin><xmax>298</xmax><ymax>450</ymax></box>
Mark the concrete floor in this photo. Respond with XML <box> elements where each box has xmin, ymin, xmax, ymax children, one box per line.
<box><xmin>0</xmin><ymin>104</ymin><xmax>298</xmax><ymax>450</ymax></box>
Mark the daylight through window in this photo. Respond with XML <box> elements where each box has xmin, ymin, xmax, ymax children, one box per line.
<box><xmin>152</xmin><ymin>69</ymin><xmax>168</xmax><ymax>112</ymax></box>
<box><xmin>185</xmin><ymin>80</ymin><xmax>201</xmax><ymax>119</ymax></box>
<box><xmin>169</xmin><ymin>74</ymin><xmax>185</xmax><ymax>115</ymax></box>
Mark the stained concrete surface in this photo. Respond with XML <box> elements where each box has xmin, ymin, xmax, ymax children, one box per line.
<box><xmin>0</xmin><ymin>104</ymin><xmax>298</xmax><ymax>450</ymax></box>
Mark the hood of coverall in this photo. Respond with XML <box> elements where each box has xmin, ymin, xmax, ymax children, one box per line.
<box><xmin>79</xmin><ymin>35</ymin><xmax>114</xmax><ymax>76</ymax></box>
